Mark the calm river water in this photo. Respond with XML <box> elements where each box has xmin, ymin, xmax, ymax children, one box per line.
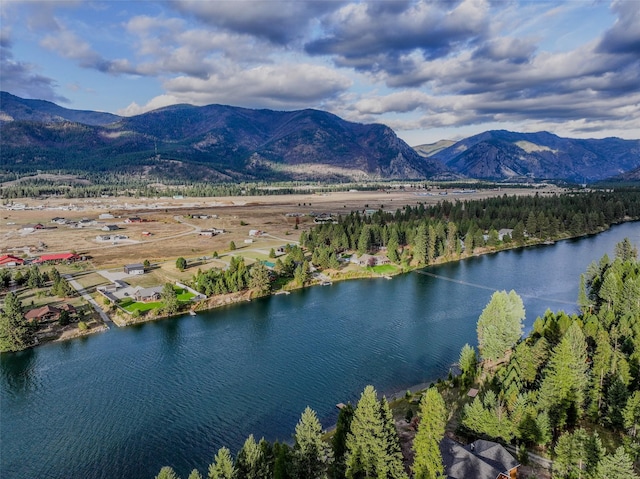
<box><xmin>2</xmin><ymin>222</ymin><xmax>640</xmax><ymax>479</ymax></box>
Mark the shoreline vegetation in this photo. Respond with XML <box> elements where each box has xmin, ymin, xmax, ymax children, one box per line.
<box><xmin>110</xmin><ymin>217</ymin><xmax>637</xmax><ymax>328</ymax></box>
<box><xmin>2</xmin><ymin>188</ymin><xmax>640</xmax><ymax>352</ymax></box>
<box><xmin>153</xmin><ymin>237</ymin><xmax>640</xmax><ymax>479</ymax></box>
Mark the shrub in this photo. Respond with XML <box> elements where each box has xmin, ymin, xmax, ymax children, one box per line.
<box><xmin>78</xmin><ymin>321</ymin><xmax>88</xmax><ymax>331</ymax></box>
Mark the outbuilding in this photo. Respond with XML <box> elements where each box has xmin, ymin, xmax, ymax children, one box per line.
<box><xmin>124</xmin><ymin>263</ymin><xmax>145</xmax><ymax>275</ymax></box>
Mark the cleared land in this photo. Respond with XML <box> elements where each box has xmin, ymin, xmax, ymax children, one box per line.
<box><xmin>1</xmin><ymin>186</ymin><xmax>562</xmax><ymax>270</ymax></box>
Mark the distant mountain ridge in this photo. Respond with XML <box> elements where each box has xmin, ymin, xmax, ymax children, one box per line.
<box><xmin>0</xmin><ymin>91</ymin><xmax>120</xmax><ymax>126</ymax></box>
<box><xmin>1</xmin><ymin>92</ymin><xmax>638</xmax><ymax>182</ymax></box>
<box><xmin>416</xmin><ymin>130</ymin><xmax>640</xmax><ymax>182</ymax></box>
<box><xmin>0</xmin><ymin>92</ymin><xmax>444</xmax><ymax>182</ymax></box>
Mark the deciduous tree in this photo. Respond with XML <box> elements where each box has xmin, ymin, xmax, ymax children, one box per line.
<box><xmin>476</xmin><ymin>290</ymin><xmax>525</xmax><ymax>362</ymax></box>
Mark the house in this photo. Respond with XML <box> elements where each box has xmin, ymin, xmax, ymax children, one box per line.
<box><xmin>249</xmin><ymin>229</ymin><xmax>263</xmax><ymax>236</ymax></box>
<box><xmin>0</xmin><ymin>254</ymin><xmax>25</xmax><ymax>267</ymax></box>
<box><xmin>77</xmin><ymin>219</ymin><xmax>96</xmax><ymax>227</ymax></box>
<box><xmin>199</xmin><ymin>229</ymin><xmax>217</xmax><ymax>237</ymax></box>
<box><xmin>34</xmin><ymin>253</ymin><xmax>80</xmax><ymax>264</ymax></box>
<box><xmin>440</xmin><ymin>438</ymin><xmax>519</xmax><ymax>479</ymax></box>
<box><xmin>21</xmin><ymin>223</ymin><xmax>44</xmax><ymax>232</ymax></box>
<box><xmin>133</xmin><ymin>286</ymin><xmax>163</xmax><ymax>302</ymax></box>
<box><xmin>498</xmin><ymin>229</ymin><xmax>514</xmax><ymax>241</ymax></box>
<box><xmin>102</xmin><ymin>224</ymin><xmax>119</xmax><ymax>231</ymax></box>
<box><xmin>98</xmin><ymin>213</ymin><xmax>114</xmax><ymax>220</ymax></box>
<box><xmin>51</xmin><ymin>217</ymin><xmax>67</xmax><ymax>224</ymax></box>
<box><xmin>124</xmin><ymin>263</ymin><xmax>145</xmax><ymax>275</ymax></box>
<box><xmin>24</xmin><ymin>303</ymin><xmax>76</xmax><ymax>323</ymax></box>
<box><xmin>350</xmin><ymin>254</ymin><xmax>391</xmax><ymax>267</ymax></box>
<box><xmin>96</xmin><ymin>235</ymin><xmax>113</xmax><ymax>242</ymax></box>
<box><xmin>125</xmin><ymin>217</ymin><xmax>142</xmax><ymax>223</ymax></box>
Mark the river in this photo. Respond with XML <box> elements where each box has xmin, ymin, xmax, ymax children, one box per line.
<box><xmin>2</xmin><ymin>222</ymin><xmax>639</xmax><ymax>479</ymax></box>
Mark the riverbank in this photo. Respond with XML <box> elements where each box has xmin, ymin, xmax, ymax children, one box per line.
<box><xmin>6</xmin><ymin>218</ymin><xmax>636</xmax><ymax>350</ymax></box>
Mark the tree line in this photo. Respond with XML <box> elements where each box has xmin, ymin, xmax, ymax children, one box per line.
<box><xmin>154</xmin><ymin>384</ymin><xmax>447</xmax><ymax>479</ymax></box>
<box><xmin>302</xmin><ymin>190</ymin><xmax>640</xmax><ymax>267</ymax></box>
<box><xmin>458</xmin><ymin>238</ymin><xmax>640</xmax><ymax>478</ymax></box>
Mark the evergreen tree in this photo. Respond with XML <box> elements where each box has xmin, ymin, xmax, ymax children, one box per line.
<box><xmin>250</xmin><ymin>262</ymin><xmax>271</xmax><ymax>296</ymax></box>
<box><xmin>538</xmin><ymin>322</ymin><xmax>589</xmax><ymax>429</ymax></box>
<box><xmin>345</xmin><ymin>385</ymin><xmax>389</xmax><ymax>479</ymax></box>
<box><xmin>476</xmin><ymin>290</ymin><xmax>525</xmax><ymax>362</ymax></box>
<box><xmin>624</xmin><ymin>391</ymin><xmax>640</xmax><ymax>437</ymax></box>
<box><xmin>512</xmin><ymin>221</ymin><xmax>525</xmax><ymax>244</ymax></box>
<box><xmin>0</xmin><ymin>292</ymin><xmax>33</xmax><ymax>352</ymax></box>
<box><xmin>236</xmin><ymin>435</ymin><xmax>269</xmax><ymax>479</ymax></box>
<box><xmin>162</xmin><ymin>283</ymin><xmax>179</xmax><ymax>315</ymax></box>
<box><xmin>615</xmin><ymin>237</ymin><xmax>638</xmax><ymax>262</ymax></box>
<box><xmin>412</xmin><ymin>388</ymin><xmax>446</xmax><ymax>479</ymax></box>
<box><xmin>458</xmin><ymin>343</ymin><xmax>477</xmax><ymax>387</ymax></box>
<box><xmin>607</xmin><ymin>376</ymin><xmax>629</xmax><ymax>429</ymax></box>
<box><xmin>156</xmin><ymin>466</ymin><xmax>180</xmax><ymax>479</ymax></box>
<box><xmin>188</xmin><ymin>470</ymin><xmax>203</xmax><ymax>479</ymax></box>
<box><xmin>291</xmin><ymin>407</ymin><xmax>332</xmax><ymax>479</ymax></box>
<box><xmin>553</xmin><ymin>429</ymin><xmax>593</xmax><ymax>479</ymax></box>
<box><xmin>577</xmin><ymin>274</ymin><xmax>590</xmax><ymax>314</ymax></box>
<box><xmin>379</xmin><ymin>397</ymin><xmax>407</xmax><ymax>479</ymax></box>
<box><xmin>208</xmin><ymin>447</ymin><xmax>235</xmax><ymax>479</ymax></box>
<box><xmin>412</xmin><ymin>224</ymin><xmax>428</xmax><ymax>264</ymax></box>
<box><xmin>332</xmin><ymin>403</ymin><xmax>354</xmax><ymax>479</ymax></box>
<box><xmin>273</xmin><ymin>442</ymin><xmax>292</xmax><ymax>479</ymax></box>
<box><xmin>593</xmin><ymin>447</ymin><xmax>639</xmax><ymax>479</ymax></box>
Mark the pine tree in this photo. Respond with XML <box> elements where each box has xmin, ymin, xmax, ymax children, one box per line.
<box><xmin>593</xmin><ymin>447</ymin><xmax>639</xmax><ymax>479</ymax></box>
<box><xmin>0</xmin><ymin>291</ymin><xmax>33</xmax><ymax>352</ymax></box>
<box><xmin>332</xmin><ymin>403</ymin><xmax>354</xmax><ymax>479</ymax></box>
<box><xmin>345</xmin><ymin>385</ymin><xmax>388</xmax><ymax>479</ymax></box>
<box><xmin>208</xmin><ymin>447</ymin><xmax>235</xmax><ymax>479</ymax></box>
<box><xmin>291</xmin><ymin>407</ymin><xmax>332</xmax><ymax>479</ymax></box>
<box><xmin>188</xmin><ymin>470</ymin><xmax>203</xmax><ymax>479</ymax></box>
<box><xmin>250</xmin><ymin>262</ymin><xmax>271</xmax><ymax>295</ymax></box>
<box><xmin>458</xmin><ymin>344</ymin><xmax>477</xmax><ymax>387</ymax></box>
<box><xmin>236</xmin><ymin>435</ymin><xmax>269</xmax><ymax>479</ymax></box>
<box><xmin>412</xmin><ymin>388</ymin><xmax>446</xmax><ymax>479</ymax></box>
<box><xmin>379</xmin><ymin>397</ymin><xmax>407</xmax><ymax>479</ymax></box>
<box><xmin>162</xmin><ymin>283</ymin><xmax>179</xmax><ymax>315</ymax></box>
<box><xmin>624</xmin><ymin>391</ymin><xmax>640</xmax><ymax>437</ymax></box>
<box><xmin>538</xmin><ymin>322</ymin><xmax>589</xmax><ymax>429</ymax></box>
<box><xmin>156</xmin><ymin>466</ymin><xmax>180</xmax><ymax>479</ymax></box>
<box><xmin>413</xmin><ymin>224</ymin><xmax>427</xmax><ymax>264</ymax></box>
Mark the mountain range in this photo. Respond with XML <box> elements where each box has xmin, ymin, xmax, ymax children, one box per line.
<box><xmin>1</xmin><ymin>91</ymin><xmax>638</xmax><ymax>182</ymax></box>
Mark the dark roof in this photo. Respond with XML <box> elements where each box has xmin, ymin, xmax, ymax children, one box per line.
<box><xmin>125</xmin><ymin>263</ymin><xmax>144</xmax><ymax>269</ymax></box>
<box><xmin>440</xmin><ymin>438</ymin><xmax>519</xmax><ymax>479</ymax></box>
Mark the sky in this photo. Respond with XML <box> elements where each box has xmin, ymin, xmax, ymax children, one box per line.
<box><xmin>1</xmin><ymin>0</ymin><xmax>639</xmax><ymax>145</ymax></box>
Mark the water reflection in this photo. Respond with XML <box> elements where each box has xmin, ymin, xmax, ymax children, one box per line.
<box><xmin>0</xmin><ymin>347</ymin><xmax>37</xmax><ymax>394</ymax></box>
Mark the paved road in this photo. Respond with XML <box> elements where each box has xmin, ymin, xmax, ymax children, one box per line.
<box><xmin>64</xmin><ymin>274</ymin><xmax>114</xmax><ymax>328</ymax></box>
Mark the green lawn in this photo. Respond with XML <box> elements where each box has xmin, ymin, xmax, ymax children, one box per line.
<box><xmin>369</xmin><ymin>264</ymin><xmax>399</xmax><ymax>274</ymax></box>
<box><xmin>118</xmin><ymin>287</ymin><xmax>194</xmax><ymax>313</ymax></box>
<box><xmin>119</xmin><ymin>297</ymin><xmax>163</xmax><ymax>313</ymax></box>
<box><xmin>176</xmin><ymin>288</ymin><xmax>195</xmax><ymax>302</ymax></box>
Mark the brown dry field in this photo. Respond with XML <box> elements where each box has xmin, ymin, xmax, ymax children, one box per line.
<box><xmin>1</xmin><ymin>186</ymin><xmax>562</xmax><ymax>269</ymax></box>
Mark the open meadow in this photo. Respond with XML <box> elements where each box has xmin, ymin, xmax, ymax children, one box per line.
<box><xmin>1</xmin><ymin>186</ymin><xmax>561</xmax><ymax>270</ymax></box>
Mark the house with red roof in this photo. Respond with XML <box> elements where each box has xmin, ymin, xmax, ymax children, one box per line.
<box><xmin>33</xmin><ymin>253</ymin><xmax>80</xmax><ymax>264</ymax></box>
<box><xmin>24</xmin><ymin>304</ymin><xmax>76</xmax><ymax>323</ymax></box>
<box><xmin>0</xmin><ymin>255</ymin><xmax>25</xmax><ymax>267</ymax></box>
